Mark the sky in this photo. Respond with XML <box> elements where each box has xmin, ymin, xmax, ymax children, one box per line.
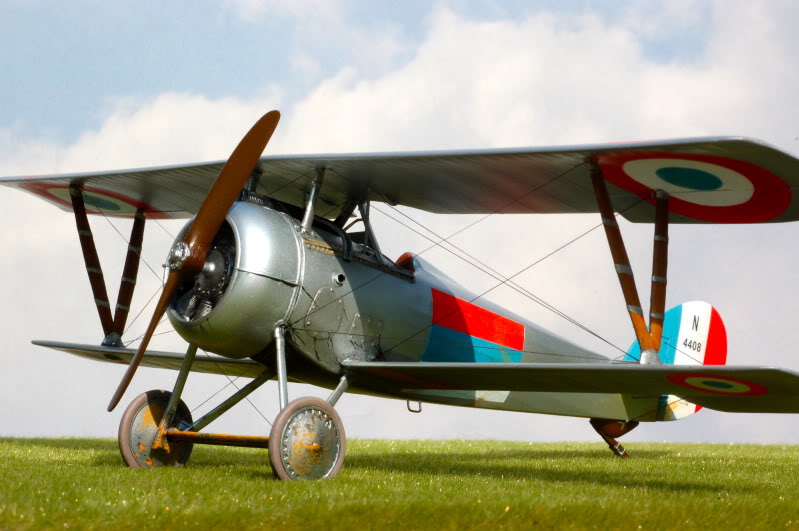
<box><xmin>2</xmin><ymin>0</ymin><xmax>799</xmax><ymax>447</ymax></box>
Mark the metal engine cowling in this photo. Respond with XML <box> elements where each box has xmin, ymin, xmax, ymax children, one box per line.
<box><xmin>168</xmin><ymin>201</ymin><xmax>302</xmax><ymax>358</ymax></box>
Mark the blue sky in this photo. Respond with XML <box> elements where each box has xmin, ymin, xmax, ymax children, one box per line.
<box><xmin>1</xmin><ymin>1</ymin><xmax>714</xmax><ymax>143</ymax></box>
<box><xmin>2</xmin><ymin>0</ymin><xmax>799</xmax><ymax>445</ymax></box>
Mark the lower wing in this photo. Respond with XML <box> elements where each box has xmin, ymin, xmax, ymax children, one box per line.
<box><xmin>34</xmin><ymin>340</ymin><xmax>799</xmax><ymax>413</ymax></box>
<box><xmin>34</xmin><ymin>340</ymin><xmax>264</xmax><ymax>378</ymax></box>
<box><xmin>342</xmin><ymin>361</ymin><xmax>799</xmax><ymax>413</ymax></box>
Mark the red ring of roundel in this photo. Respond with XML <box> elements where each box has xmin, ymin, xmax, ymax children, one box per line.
<box><xmin>19</xmin><ymin>181</ymin><xmax>170</xmax><ymax>219</ymax></box>
<box><xmin>596</xmin><ymin>152</ymin><xmax>791</xmax><ymax>223</ymax></box>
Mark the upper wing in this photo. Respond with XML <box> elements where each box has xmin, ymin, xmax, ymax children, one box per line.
<box><xmin>343</xmin><ymin>361</ymin><xmax>799</xmax><ymax>413</ymax></box>
<box><xmin>3</xmin><ymin>136</ymin><xmax>799</xmax><ymax>223</ymax></box>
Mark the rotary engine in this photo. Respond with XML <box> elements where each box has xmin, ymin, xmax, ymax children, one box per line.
<box><xmin>171</xmin><ymin>222</ymin><xmax>236</xmax><ymax>323</ymax></box>
<box><xmin>167</xmin><ymin>201</ymin><xmax>303</xmax><ymax>359</ymax></box>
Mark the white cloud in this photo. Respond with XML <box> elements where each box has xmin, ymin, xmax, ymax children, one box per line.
<box><xmin>71</xmin><ymin>92</ymin><xmax>285</xmax><ymax>172</ymax></box>
<box><xmin>0</xmin><ymin>93</ymin><xmax>285</xmax><ymax>176</ymax></box>
<box><xmin>223</xmin><ymin>0</ymin><xmax>409</xmax><ymax>83</ymax></box>
<box><xmin>278</xmin><ymin>5</ymin><xmax>799</xmax><ymax>155</ymax></box>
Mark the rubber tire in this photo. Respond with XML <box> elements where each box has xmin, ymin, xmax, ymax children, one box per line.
<box><xmin>268</xmin><ymin>396</ymin><xmax>346</xmax><ymax>480</ymax></box>
<box><xmin>118</xmin><ymin>390</ymin><xmax>194</xmax><ymax>468</ymax></box>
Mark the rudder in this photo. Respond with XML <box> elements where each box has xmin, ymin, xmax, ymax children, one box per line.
<box><xmin>624</xmin><ymin>301</ymin><xmax>728</xmax><ymax>420</ymax></box>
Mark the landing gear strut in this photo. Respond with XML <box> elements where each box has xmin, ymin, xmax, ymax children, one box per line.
<box><xmin>268</xmin><ymin>327</ymin><xmax>348</xmax><ymax>480</ymax></box>
<box><xmin>118</xmin><ymin>390</ymin><xmax>194</xmax><ymax>468</ymax></box>
<box><xmin>590</xmin><ymin>418</ymin><xmax>639</xmax><ymax>458</ymax></box>
<box><xmin>116</xmin><ymin>329</ymin><xmax>349</xmax><ymax>480</ymax></box>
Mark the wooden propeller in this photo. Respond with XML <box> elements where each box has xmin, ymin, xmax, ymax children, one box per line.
<box><xmin>107</xmin><ymin>110</ymin><xmax>281</xmax><ymax>412</ymax></box>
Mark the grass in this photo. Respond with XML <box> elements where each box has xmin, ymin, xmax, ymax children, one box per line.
<box><xmin>1</xmin><ymin>438</ymin><xmax>798</xmax><ymax>530</ymax></box>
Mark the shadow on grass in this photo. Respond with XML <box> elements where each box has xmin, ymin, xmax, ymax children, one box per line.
<box><xmin>2</xmin><ymin>437</ymin><xmax>260</xmax><ymax>469</ymax></box>
<box><xmin>0</xmin><ymin>438</ymin><xmax>762</xmax><ymax>490</ymax></box>
<box><xmin>344</xmin><ymin>447</ymin><xmax>735</xmax><ymax>493</ymax></box>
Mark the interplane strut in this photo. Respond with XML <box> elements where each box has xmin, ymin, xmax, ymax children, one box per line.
<box><xmin>69</xmin><ymin>185</ymin><xmax>146</xmax><ymax>347</ymax></box>
<box><xmin>589</xmin><ymin>161</ymin><xmax>670</xmax><ymax>361</ymax></box>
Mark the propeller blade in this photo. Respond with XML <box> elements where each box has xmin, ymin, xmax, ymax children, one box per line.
<box><xmin>107</xmin><ymin>110</ymin><xmax>281</xmax><ymax>412</ymax></box>
<box><xmin>181</xmin><ymin>110</ymin><xmax>281</xmax><ymax>274</ymax></box>
<box><xmin>107</xmin><ymin>272</ymin><xmax>181</xmax><ymax>411</ymax></box>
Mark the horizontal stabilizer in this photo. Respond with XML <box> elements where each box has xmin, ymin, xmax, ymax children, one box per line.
<box><xmin>343</xmin><ymin>361</ymin><xmax>799</xmax><ymax>413</ymax></box>
<box><xmin>33</xmin><ymin>340</ymin><xmax>265</xmax><ymax>379</ymax></box>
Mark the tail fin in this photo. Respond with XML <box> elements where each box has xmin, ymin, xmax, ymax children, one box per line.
<box><xmin>624</xmin><ymin>301</ymin><xmax>728</xmax><ymax>421</ymax></box>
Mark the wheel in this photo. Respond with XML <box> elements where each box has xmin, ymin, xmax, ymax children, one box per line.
<box><xmin>268</xmin><ymin>396</ymin><xmax>346</xmax><ymax>480</ymax></box>
<box><xmin>118</xmin><ymin>390</ymin><xmax>194</xmax><ymax>468</ymax></box>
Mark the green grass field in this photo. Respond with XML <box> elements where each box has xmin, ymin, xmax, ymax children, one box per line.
<box><xmin>2</xmin><ymin>438</ymin><xmax>798</xmax><ymax>529</ymax></box>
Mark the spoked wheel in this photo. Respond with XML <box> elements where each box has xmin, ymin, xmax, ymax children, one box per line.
<box><xmin>268</xmin><ymin>397</ymin><xmax>346</xmax><ymax>480</ymax></box>
<box><xmin>118</xmin><ymin>390</ymin><xmax>194</xmax><ymax>468</ymax></box>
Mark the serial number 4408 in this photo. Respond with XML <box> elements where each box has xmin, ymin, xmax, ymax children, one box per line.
<box><xmin>683</xmin><ymin>338</ymin><xmax>702</xmax><ymax>352</ymax></box>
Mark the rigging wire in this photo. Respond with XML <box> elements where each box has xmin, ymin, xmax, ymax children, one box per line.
<box><xmin>199</xmin><ymin>349</ymin><xmax>273</xmax><ymax>427</ymax></box>
<box><xmin>377</xmin><ymin>192</ymin><xmax>653</xmax><ymax>357</ymax></box>
<box><xmin>88</xmin><ymin>198</ymin><xmax>177</xmax><ymax>341</ymax></box>
<box><xmin>87</xmin><ymin>159</ymin><xmax>706</xmax><ymax>418</ymax></box>
<box><xmin>93</xmin><ymin>206</ymin><xmax>162</xmax><ymax>281</ymax></box>
<box><xmin>90</xmin><ymin>191</ymin><xmax>281</xmax><ymax>425</ymax></box>
<box><xmin>90</xmin><ymin>162</ymin><xmax>648</xmax><ymax>365</ymax></box>
<box><xmin>288</xmin><ymin>161</ymin><xmax>643</xmax><ymax>361</ymax></box>
<box><xmin>372</xmin><ymin>202</ymin><xmax>626</xmax><ymax>355</ymax></box>
<box><xmin>122</xmin><ymin>283</ymin><xmax>166</xmax><ymax>340</ymax></box>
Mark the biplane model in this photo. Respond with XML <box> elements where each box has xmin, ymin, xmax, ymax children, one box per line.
<box><xmin>4</xmin><ymin>110</ymin><xmax>799</xmax><ymax>480</ymax></box>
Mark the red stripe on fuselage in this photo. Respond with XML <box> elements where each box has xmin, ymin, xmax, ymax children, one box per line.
<box><xmin>431</xmin><ymin>289</ymin><xmax>525</xmax><ymax>350</ymax></box>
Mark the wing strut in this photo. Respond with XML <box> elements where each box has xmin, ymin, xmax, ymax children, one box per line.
<box><xmin>589</xmin><ymin>160</ymin><xmax>670</xmax><ymax>360</ymax></box>
<box><xmin>649</xmin><ymin>190</ymin><xmax>669</xmax><ymax>352</ymax></box>
<box><xmin>69</xmin><ymin>186</ymin><xmax>146</xmax><ymax>347</ymax></box>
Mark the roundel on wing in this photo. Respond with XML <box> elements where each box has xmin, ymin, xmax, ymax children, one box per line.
<box><xmin>596</xmin><ymin>152</ymin><xmax>791</xmax><ymax>223</ymax></box>
<box><xmin>666</xmin><ymin>373</ymin><xmax>768</xmax><ymax>396</ymax></box>
<box><xmin>19</xmin><ymin>182</ymin><xmax>169</xmax><ymax>219</ymax></box>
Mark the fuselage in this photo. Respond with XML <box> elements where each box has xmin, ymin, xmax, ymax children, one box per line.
<box><xmin>167</xmin><ymin>199</ymin><xmax>661</xmax><ymax>422</ymax></box>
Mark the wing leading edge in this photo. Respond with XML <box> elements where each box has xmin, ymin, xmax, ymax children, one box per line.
<box><xmin>3</xmin><ymin>137</ymin><xmax>799</xmax><ymax>224</ymax></box>
<box><xmin>342</xmin><ymin>361</ymin><xmax>799</xmax><ymax>413</ymax></box>
<box><xmin>33</xmin><ymin>340</ymin><xmax>265</xmax><ymax>379</ymax></box>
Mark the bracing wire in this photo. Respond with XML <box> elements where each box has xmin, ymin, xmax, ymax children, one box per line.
<box><xmin>89</xmin><ymin>184</ymin><xmax>294</xmax><ymax>424</ymax></box>
<box><xmin>89</xmin><ymin>158</ymin><xmax>695</xmax><ymax>420</ymax></box>
<box><xmin>288</xmin><ymin>162</ymin><xmax>646</xmax><ymax>362</ymax></box>
<box><xmin>372</xmin><ymin>203</ymin><xmax>626</xmax><ymax>355</ymax></box>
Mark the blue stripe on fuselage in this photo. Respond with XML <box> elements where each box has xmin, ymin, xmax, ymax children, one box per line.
<box><xmin>422</xmin><ymin>325</ymin><xmax>524</xmax><ymax>363</ymax></box>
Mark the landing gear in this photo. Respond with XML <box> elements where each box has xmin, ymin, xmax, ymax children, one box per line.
<box><xmin>118</xmin><ymin>390</ymin><xmax>194</xmax><ymax>468</ymax></box>
<box><xmin>113</xmin><ymin>330</ymin><xmax>349</xmax><ymax>479</ymax></box>
<box><xmin>590</xmin><ymin>418</ymin><xmax>639</xmax><ymax>458</ymax></box>
<box><xmin>269</xmin><ymin>397</ymin><xmax>346</xmax><ymax>480</ymax></box>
